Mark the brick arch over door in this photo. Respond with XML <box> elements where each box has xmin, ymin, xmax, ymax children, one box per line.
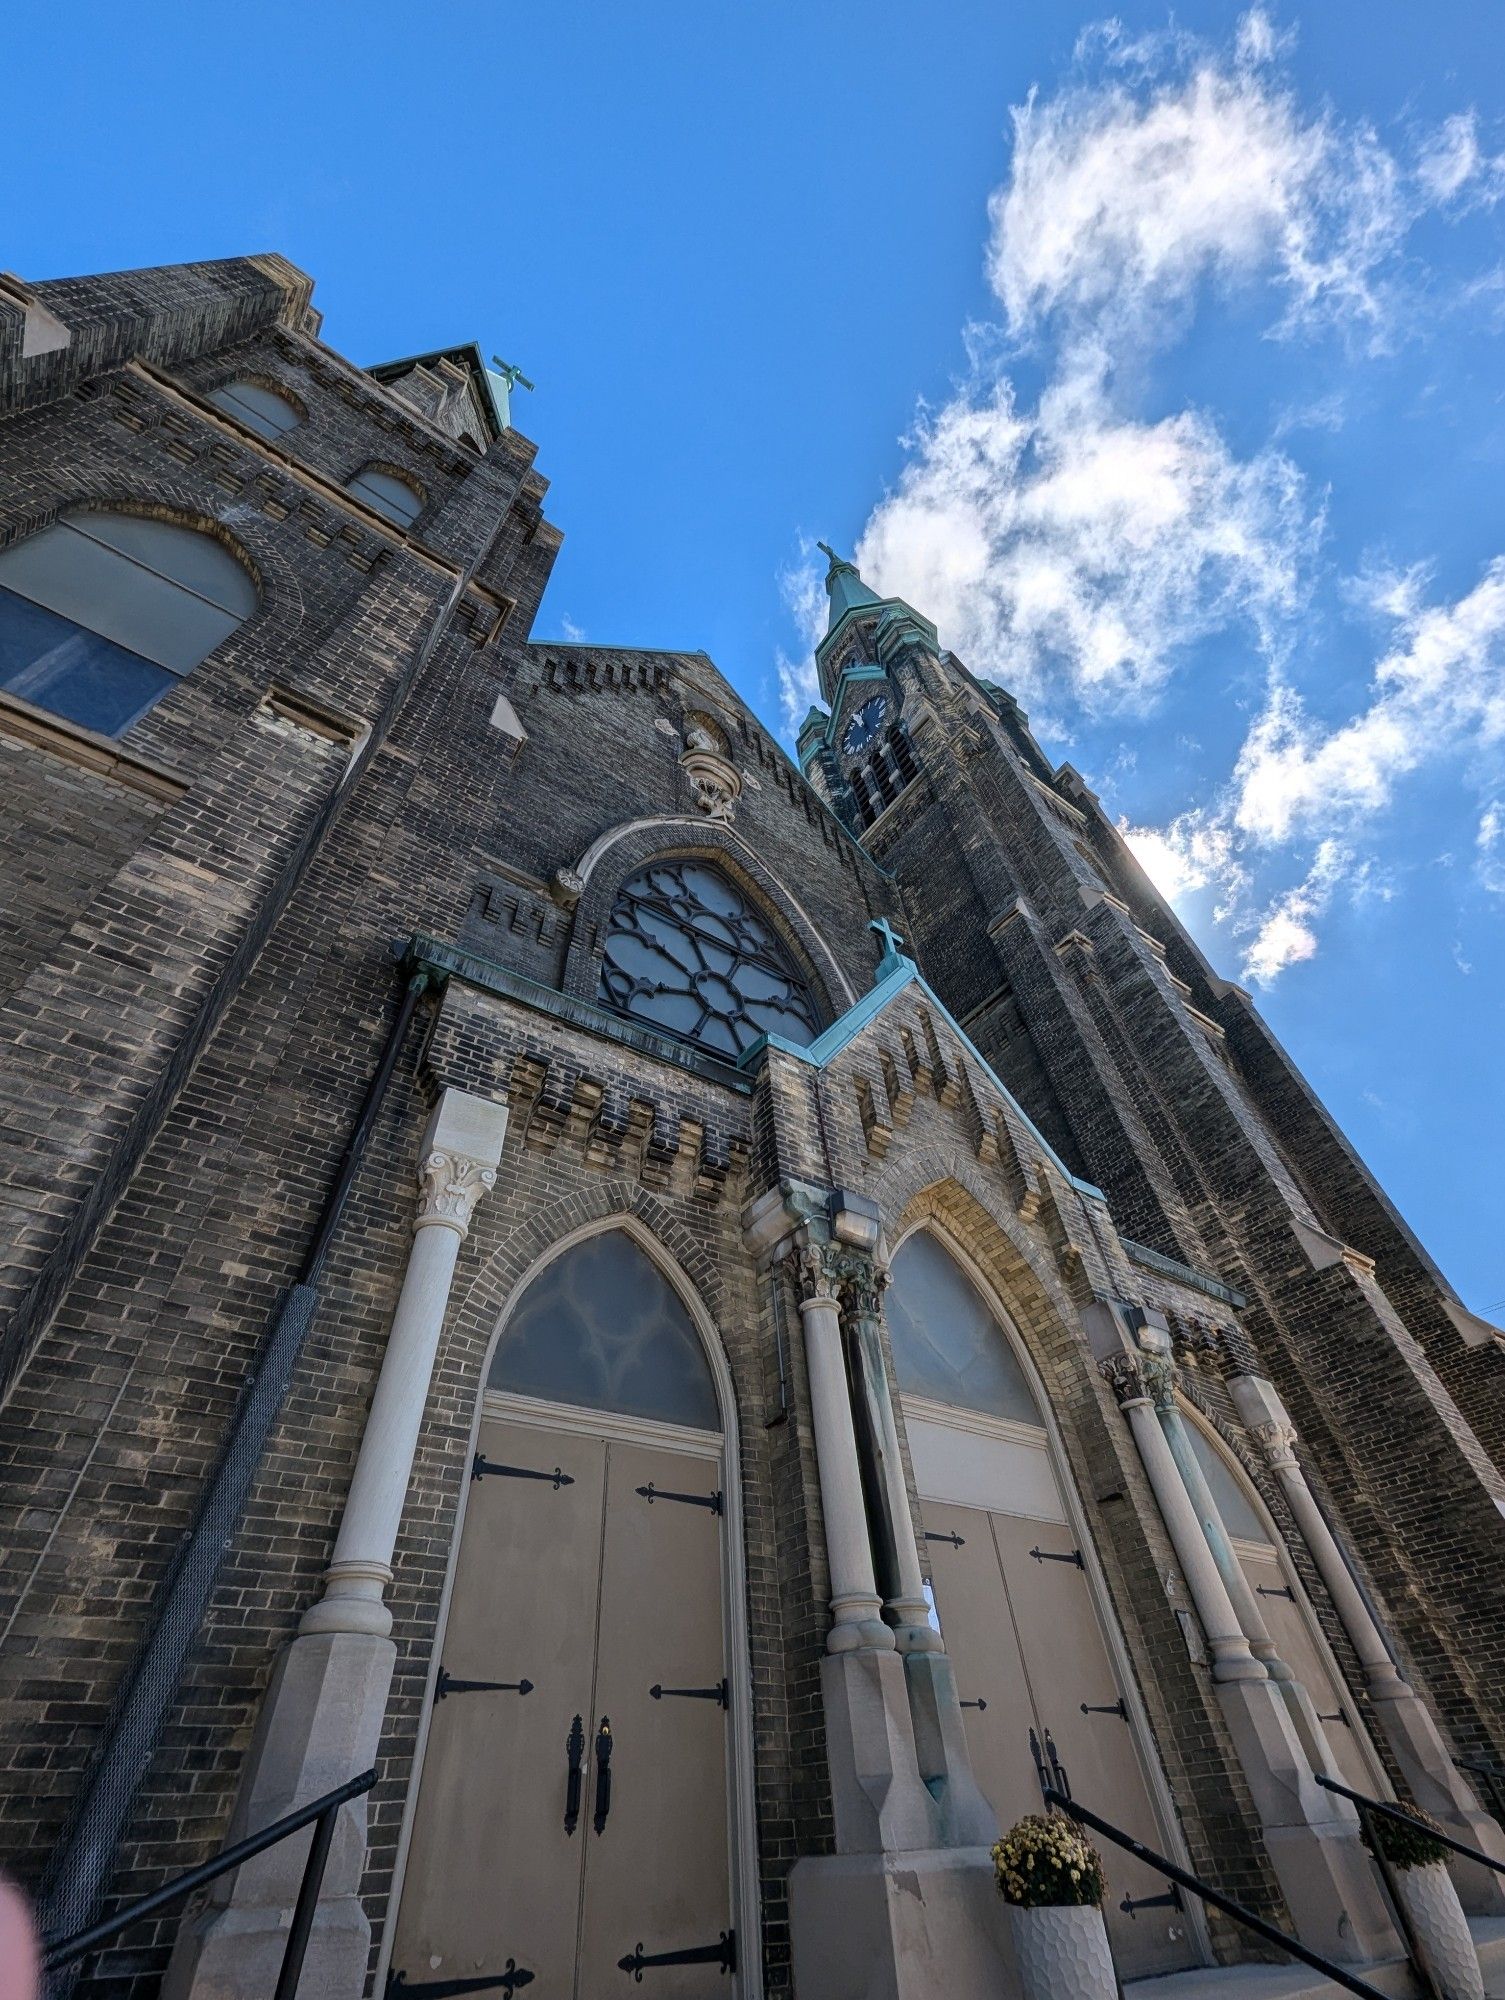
<box><xmin>560</xmin><ymin>817</ymin><xmax>857</xmax><ymax>1022</ymax></box>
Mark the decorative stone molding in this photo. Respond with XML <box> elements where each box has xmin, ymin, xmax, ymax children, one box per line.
<box><xmin>550</xmin><ymin>864</ymin><xmax>585</xmax><ymax>907</ymax></box>
<box><xmin>1099</xmin><ymin>1349</ymin><xmax>1177</xmax><ymax>1411</ymax></box>
<box><xmin>796</xmin><ymin>1239</ymin><xmax>843</xmax><ymax>1305</ymax></box>
<box><xmin>415</xmin><ymin>1149</ymin><xmax>497</xmax><ymax>1236</ymax></box>
<box><xmin>1248</xmin><ymin>1419</ymin><xmax>1299</xmax><ymax>1471</ymax></box>
<box><xmin>680</xmin><ymin>744</ymin><xmax>743</xmax><ymax>822</ymax></box>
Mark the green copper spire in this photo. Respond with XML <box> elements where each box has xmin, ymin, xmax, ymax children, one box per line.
<box><xmin>816</xmin><ymin>541</ymin><xmax>882</xmax><ymax>632</ymax></box>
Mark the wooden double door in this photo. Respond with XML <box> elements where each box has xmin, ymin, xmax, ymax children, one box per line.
<box><xmin>911</xmin><ymin>1413</ymin><xmax>1199</xmax><ymax>1982</ymax></box>
<box><xmin>390</xmin><ymin>1412</ymin><xmax>736</xmax><ymax>1998</ymax></box>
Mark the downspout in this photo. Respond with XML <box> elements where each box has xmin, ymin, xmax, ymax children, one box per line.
<box><xmin>39</xmin><ymin>964</ymin><xmax>432</xmax><ymax>1952</ymax></box>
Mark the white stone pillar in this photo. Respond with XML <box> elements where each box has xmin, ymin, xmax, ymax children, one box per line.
<box><xmin>302</xmin><ymin>1091</ymin><xmax>506</xmax><ymax>1637</ymax></box>
<box><xmin>797</xmin><ymin>1243</ymin><xmax>894</xmax><ymax>1655</ymax></box>
<box><xmin>1102</xmin><ymin>1352</ymin><xmax>1264</xmax><ymax>1684</ymax></box>
<box><xmin>1102</xmin><ymin>1348</ymin><xmax>1400</xmax><ymax>1965</ymax></box>
<box><xmin>167</xmin><ymin>1086</ymin><xmax>508</xmax><ymax>2000</ymax></box>
<box><xmin>1231</xmin><ymin>1373</ymin><xmax>1505</xmax><ymax>1914</ymax></box>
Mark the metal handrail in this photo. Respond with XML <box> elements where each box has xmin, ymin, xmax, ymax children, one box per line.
<box><xmin>1314</xmin><ymin>1772</ymin><xmax>1505</xmax><ymax>1877</ymax></box>
<box><xmin>43</xmin><ymin>1765</ymin><xmax>378</xmax><ymax>1998</ymax></box>
<box><xmin>1041</xmin><ymin>1786</ymin><xmax>1391</xmax><ymax>2000</ymax></box>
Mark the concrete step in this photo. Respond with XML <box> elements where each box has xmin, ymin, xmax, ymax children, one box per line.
<box><xmin>1122</xmin><ymin>1916</ymin><xmax>1505</xmax><ymax>2000</ymax></box>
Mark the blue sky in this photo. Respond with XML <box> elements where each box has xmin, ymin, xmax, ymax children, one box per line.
<box><xmin>7</xmin><ymin>2</ymin><xmax>1503</xmax><ymax>1315</ymax></box>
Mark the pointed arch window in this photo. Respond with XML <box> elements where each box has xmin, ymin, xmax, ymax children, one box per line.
<box><xmin>598</xmin><ymin>858</ymin><xmax>821</xmax><ymax>1059</ymax></box>
<box><xmin>489</xmin><ymin>1229</ymin><xmax>720</xmax><ymax>1430</ymax></box>
<box><xmin>886</xmin><ymin>1230</ymin><xmax>1043</xmax><ymax>1425</ymax></box>
<box><xmin>0</xmin><ymin>511</ymin><xmax>259</xmax><ymax>736</ymax></box>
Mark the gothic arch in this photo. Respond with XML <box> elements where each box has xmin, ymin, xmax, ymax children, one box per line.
<box><xmin>381</xmin><ymin>1193</ymin><xmax>765</xmax><ymax>1998</ymax></box>
<box><xmin>560</xmin><ymin>818</ymin><xmax>855</xmax><ymax>1022</ymax></box>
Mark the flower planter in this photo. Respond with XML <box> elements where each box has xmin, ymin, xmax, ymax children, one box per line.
<box><xmin>1393</xmin><ymin>1861</ymin><xmax>1484</xmax><ymax>2000</ymax></box>
<box><xmin>1006</xmin><ymin>1902</ymin><xmax>1117</xmax><ymax>2000</ymax></box>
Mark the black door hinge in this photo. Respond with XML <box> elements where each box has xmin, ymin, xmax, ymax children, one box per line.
<box><xmin>473</xmin><ymin>1453</ymin><xmax>573</xmax><ymax>1488</ymax></box>
<box><xmin>650</xmin><ymin>1679</ymin><xmax>729</xmax><ymax>1709</ymax></box>
<box><xmin>635</xmin><ymin>1481</ymin><xmax>722</xmax><ymax>1514</ymax></box>
<box><xmin>1080</xmin><ymin>1698</ymin><xmax>1128</xmax><ymax>1720</ymax></box>
<box><xmin>924</xmin><ymin>1529</ymin><xmax>964</xmax><ymax>1549</ymax></box>
<box><xmin>1120</xmin><ymin>1886</ymin><xmax>1183</xmax><ymax>1919</ymax></box>
<box><xmin>618</xmin><ymin>1930</ymin><xmax>736</xmax><ymax>1980</ymax></box>
<box><xmin>1030</xmin><ymin>1544</ymin><xmax>1084</xmax><ymax>1568</ymax></box>
<box><xmin>435</xmin><ymin>1667</ymin><xmax>533</xmax><ymax>1701</ymax></box>
<box><xmin>386</xmin><ymin>1962</ymin><xmax>534</xmax><ymax>1996</ymax></box>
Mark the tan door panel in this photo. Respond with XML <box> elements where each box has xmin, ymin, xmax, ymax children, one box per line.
<box><xmin>919</xmin><ymin>1500</ymin><xmax>1039</xmax><ymax>1838</ymax></box>
<box><xmin>1239</xmin><ymin>1547</ymin><xmax>1380</xmax><ymax>1795</ymax></box>
<box><xmin>990</xmin><ymin>1512</ymin><xmax>1193</xmax><ymax>1979</ymax></box>
<box><xmin>391</xmin><ymin>1420</ymin><xmax>607</xmax><ymax>1996</ymax></box>
<box><xmin>576</xmin><ymin>1439</ymin><xmax>733</xmax><ymax>1998</ymax></box>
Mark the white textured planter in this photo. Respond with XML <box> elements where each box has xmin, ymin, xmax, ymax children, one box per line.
<box><xmin>1006</xmin><ymin>1902</ymin><xmax>1117</xmax><ymax>2000</ymax></box>
<box><xmin>1393</xmin><ymin>1862</ymin><xmax>1484</xmax><ymax>2000</ymax></box>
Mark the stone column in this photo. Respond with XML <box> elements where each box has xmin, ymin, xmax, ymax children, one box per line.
<box><xmin>1231</xmin><ymin>1372</ymin><xmax>1505</xmax><ymax>1914</ymax></box>
<box><xmin>1102</xmin><ymin>1347</ymin><xmax>1400</xmax><ymax>1966</ymax></box>
<box><xmin>790</xmin><ymin>1239</ymin><xmax>938</xmax><ymax>1858</ymax></box>
<box><xmin>839</xmin><ymin>1251</ymin><xmax>997</xmax><ymax>1848</ymax></box>
<box><xmin>166</xmin><ymin>1087</ymin><xmax>509</xmax><ymax>2000</ymax></box>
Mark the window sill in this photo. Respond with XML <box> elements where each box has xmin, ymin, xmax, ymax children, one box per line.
<box><xmin>0</xmin><ymin>689</ymin><xmax>188</xmax><ymax>802</ymax></box>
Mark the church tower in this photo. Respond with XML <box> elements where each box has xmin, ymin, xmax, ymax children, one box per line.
<box><xmin>1</xmin><ymin>258</ymin><xmax>1503</xmax><ymax>2000</ymax></box>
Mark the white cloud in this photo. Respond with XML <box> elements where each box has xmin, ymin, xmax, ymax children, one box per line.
<box><xmin>854</xmin><ymin>360</ymin><xmax>1310</xmax><ymax>717</ymax></box>
<box><xmin>990</xmin><ymin>36</ymin><xmax>1405</xmax><ymax>350</ymax></box>
<box><xmin>1121</xmin><ymin>809</ymin><xmax>1245</xmax><ymax>916</ymax></box>
<box><xmin>1416</xmin><ymin>111</ymin><xmax>1505</xmax><ymax>210</ymax></box>
<box><xmin>775</xmin><ymin>553</ymin><xmax>827</xmax><ymax>732</ymax></box>
<box><xmin>1479</xmin><ymin>800</ymin><xmax>1505</xmax><ymax>895</ymax></box>
<box><xmin>559</xmin><ymin>613</ymin><xmax>588</xmax><ymax>643</ymax></box>
<box><xmin>1232</xmin><ymin>559</ymin><xmax>1505</xmax><ymax>844</ymax></box>
<box><xmin>1241</xmin><ymin>839</ymin><xmax>1348</xmax><ymax>984</ymax></box>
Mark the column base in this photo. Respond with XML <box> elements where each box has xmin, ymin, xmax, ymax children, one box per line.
<box><xmin>822</xmin><ymin>1648</ymin><xmax>939</xmax><ymax>1855</ymax></box>
<box><xmin>1370</xmin><ymin>1690</ymin><xmax>1505</xmax><ymax>1916</ymax></box>
<box><xmin>905</xmin><ymin>1651</ymin><xmax>999</xmax><ymax>1849</ymax></box>
<box><xmin>1216</xmin><ymin>1677</ymin><xmax>1400</xmax><ymax>1964</ymax></box>
<box><xmin>163</xmin><ymin>1629</ymin><xmax>395</xmax><ymax>2000</ymax></box>
<box><xmin>789</xmin><ymin>1848</ymin><xmax>1016</xmax><ymax>2000</ymax></box>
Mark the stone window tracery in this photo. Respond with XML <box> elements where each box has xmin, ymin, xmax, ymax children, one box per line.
<box><xmin>597</xmin><ymin>858</ymin><xmax>821</xmax><ymax>1059</ymax></box>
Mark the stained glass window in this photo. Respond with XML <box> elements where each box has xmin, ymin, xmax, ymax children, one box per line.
<box><xmin>489</xmin><ymin>1230</ymin><xmax>721</xmax><ymax>1431</ymax></box>
<box><xmin>886</xmin><ymin>1231</ymin><xmax>1043</xmax><ymax>1425</ymax></box>
<box><xmin>598</xmin><ymin>859</ymin><xmax>820</xmax><ymax>1060</ymax></box>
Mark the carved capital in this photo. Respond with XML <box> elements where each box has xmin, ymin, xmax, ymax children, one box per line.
<box><xmin>1249</xmin><ymin>1418</ymin><xmax>1300</xmax><ymax>1470</ymax></box>
<box><xmin>795</xmin><ymin>1240</ymin><xmax>843</xmax><ymax>1306</ymax></box>
<box><xmin>832</xmin><ymin>1246</ymin><xmax>889</xmax><ymax>1321</ymax></box>
<box><xmin>680</xmin><ymin>746</ymin><xmax>742</xmax><ymax>824</ymax></box>
<box><xmin>1100</xmin><ymin>1349</ymin><xmax>1178</xmax><ymax>1410</ymax></box>
<box><xmin>415</xmin><ymin>1150</ymin><xmax>497</xmax><ymax>1236</ymax></box>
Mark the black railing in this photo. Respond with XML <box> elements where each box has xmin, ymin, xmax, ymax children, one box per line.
<box><xmin>1314</xmin><ymin>1771</ymin><xmax>1505</xmax><ymax>1878</ymax></box>
<box><xmin>1040</xmin><ymin>1787</ymin><xmax>1391</xmax><ymax>2000</ymax></box>
<box><xmin>43</xmin><ymin>1767</ymin><xmax>378</xmax><ymax>1997</ymax></box>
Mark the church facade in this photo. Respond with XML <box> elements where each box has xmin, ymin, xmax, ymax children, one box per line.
<box><xmin>1</xmin><ymin>254</ymin><xmax>1504</xmax><ymax>2000</ymax></box>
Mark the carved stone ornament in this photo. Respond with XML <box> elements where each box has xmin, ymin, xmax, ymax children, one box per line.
<box><xmin>795</xmin><ymin>1240</ymin><xmax>843</xmax><ymax>1307</ymax></box>
<box><xmin>1248</xmin><ymin>1418</ymin><xmax>1300</xmax><ymax>1470</ymax></box>
<box><xmin>1100</xmin><ymin>1350</ymin><xmax>1178</xmax><ymax>1410</ymax></box>
<box><xmin>832</xmin><ymin>1247</ymin><xmax>889</xmax><ymax>1321</ymax></box>
<box><xmin>680</xmin><ymin>745</ymin><xmax>743</xmax><ymax>824</ymax></box>
<box><xmin>551</xmin><ymin>865</ymin><xmax>585</xmax><ymax>907</ymax></box>
<box><xmin>415</xmin><ymin>1150</ymin><xmax>497</xmax><ymax>1235</ymax></box>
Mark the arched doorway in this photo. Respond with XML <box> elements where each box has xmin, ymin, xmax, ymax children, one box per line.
<box><xmin>1180</xmin><ymin>1412</ymin><xmax>1389</xmax><ymax>1800</ymax></box>
<box><xmin>387</xmin><ymin>1225</ymin><xmax>750</xmax><ymax>1996</ymax></box>
<box><xmin>886</xmin><ymin>1226</ymin><xmax>1203</xmax><ymax>1979</ymax></box>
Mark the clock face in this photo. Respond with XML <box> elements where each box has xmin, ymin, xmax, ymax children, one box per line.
<box><xmin>841</xmin><ymin>693</ymin><xmax>889</xmax><ymax>756</ymax></box>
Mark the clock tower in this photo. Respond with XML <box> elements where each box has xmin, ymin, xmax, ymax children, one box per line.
<box><xmin>795</xmin><ymin>543</ymin><xmax>932</xmax><ymax>829</ymax></box>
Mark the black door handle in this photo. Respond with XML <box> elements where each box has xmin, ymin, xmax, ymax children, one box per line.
<box><xmin>593</xmin><ymin>1718</ymin><xmax>613</xmax><ymax>1834</ymax></box>
<box><xmin>564</xmin><ymin>1714</ymin><xmax>585</xmax><ymax>1836</ymax></box>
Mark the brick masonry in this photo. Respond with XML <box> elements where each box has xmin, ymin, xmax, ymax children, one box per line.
<box><xmin>0</xmin><ymin>255</ymin><xmax>1500</xmax><ymax>1998</ymax></box>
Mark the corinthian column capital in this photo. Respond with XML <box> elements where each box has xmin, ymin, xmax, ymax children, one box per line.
<box><xmin>1100</xmin><ymin>1348</ymin><xmax>1178</xmax><ymax>1411</ymax></box>
<box><xmin>415</xmin><ymin>1149</ymin><xmax>497</xmax><ymax>1237</ymax></box>
<box><xmin>1249</xmin><ymin>1418</ymin><xmax>1300</xmax><ymax>1471</ymax></box>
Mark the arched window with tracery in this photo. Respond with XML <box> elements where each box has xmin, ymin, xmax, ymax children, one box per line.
<box><xmin>0</xmin><ymin>510</ymin><xmax>259</xmax><ymax>736</ymax></box>
<box><xmin>597</xmin><ymin>858</ymin><xmax>821</xmax><ymax>1059</ymax></box>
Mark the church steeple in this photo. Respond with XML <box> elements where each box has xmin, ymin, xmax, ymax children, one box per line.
<box><xmin>816</xmin><ymin>542</ymin><xmax>882</xmax><ymax>630</ymax></box>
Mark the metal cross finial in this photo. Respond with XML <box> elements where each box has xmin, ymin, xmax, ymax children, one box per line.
<box><xmin>869</xmin><ymin>918</ymin><xmax>907</xmax><ymax>976</ymax></box>
<box><xmin>490</xmin><ymin>357</ymin><xmax>536</xmax><ymax>395</ymax></box>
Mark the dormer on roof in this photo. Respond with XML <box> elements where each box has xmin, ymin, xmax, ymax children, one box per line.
<box><xmin>366</xmin><ymin>342</ymin><xmax>510</xmax><ymax>450</ymax></box>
